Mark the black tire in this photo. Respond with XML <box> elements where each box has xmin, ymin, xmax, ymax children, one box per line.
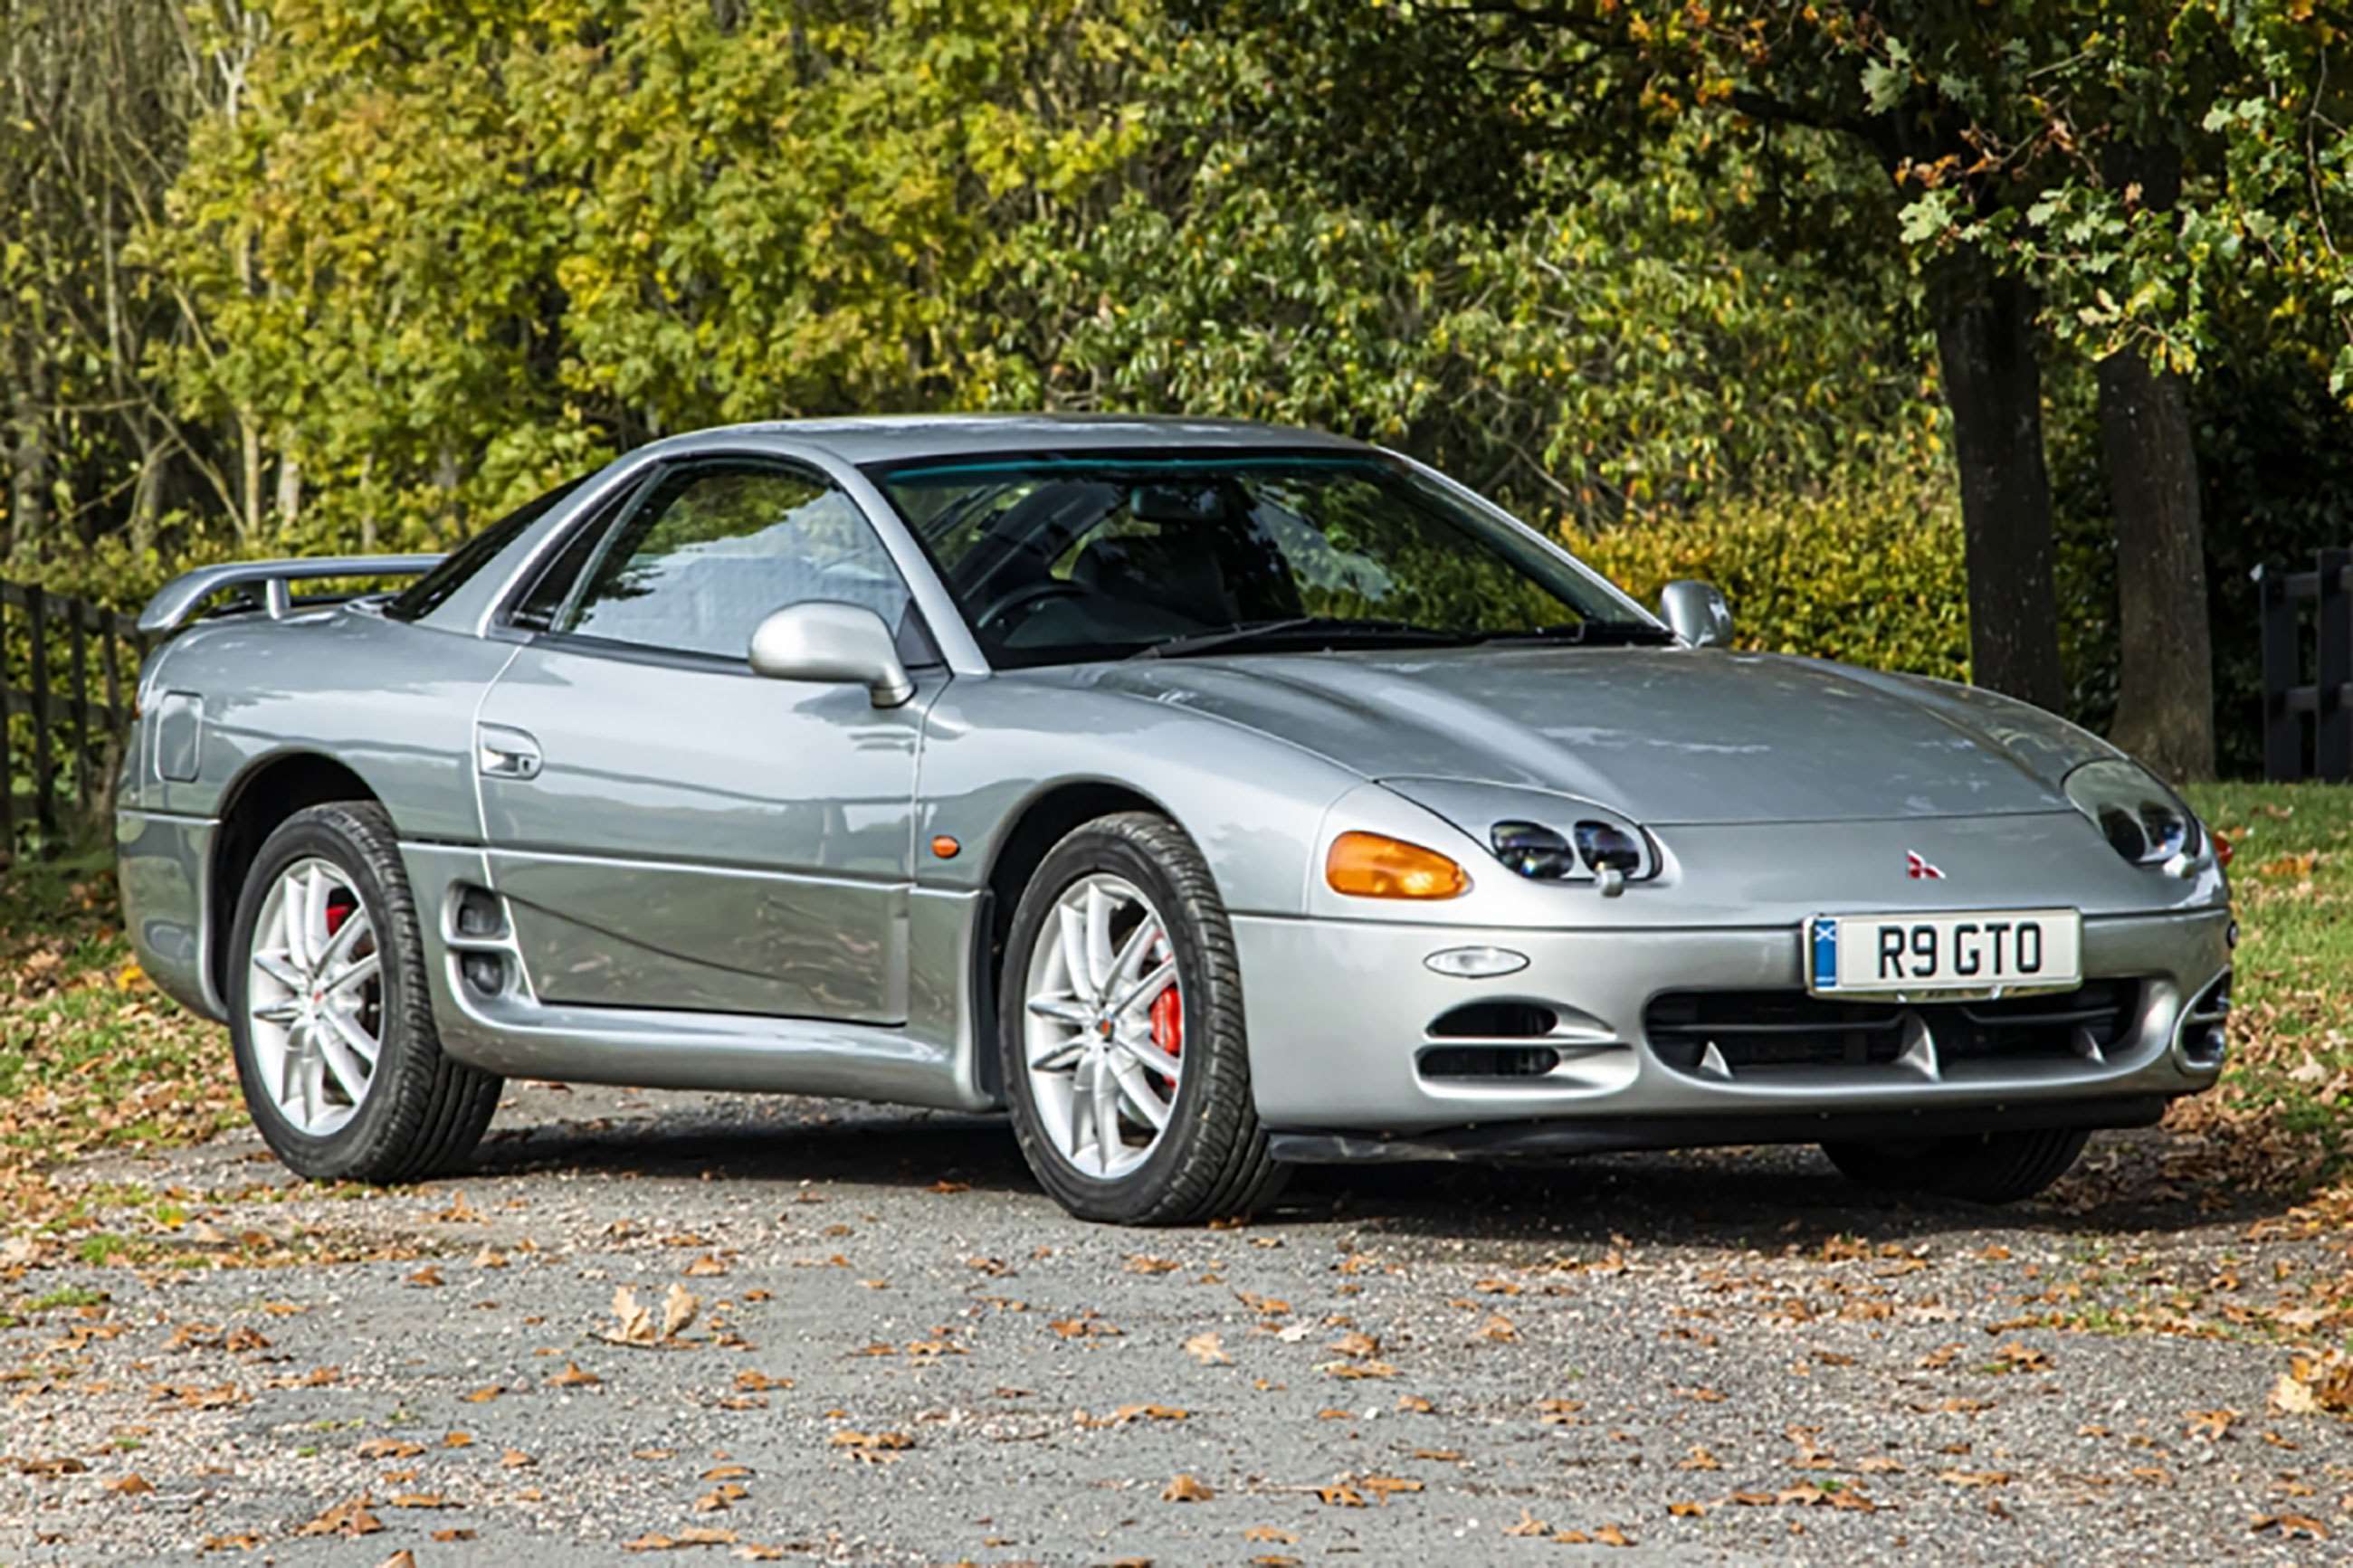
<box><xmin>1821</xmin><ymin>1127</ymin><xmax>2091</xmax><ymax>1204</ymax></box>
<box><xmin>997</xmin><ymin>812</ymin><xmax>1287</xmax><ymax>1226</ymax></box>
<box><xmin>225</xmin><ymin>801</ymin><xmax>501</xmax><ymax>1183</ymax></box>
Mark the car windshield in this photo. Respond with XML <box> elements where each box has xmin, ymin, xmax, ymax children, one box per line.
<box><xmin>868</xmin><ymin>451</ymin><xmax>1660</xmax><ymax>668</ymax></box>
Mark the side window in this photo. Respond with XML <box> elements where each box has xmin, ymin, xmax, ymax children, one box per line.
<box><xmin>507</xmin><ymin>482</ymin><xmax>634</xmax><ymax>632</ymax></box>
<box><xmin>559</xmin><ymin>464</ymin><xmax>913</xmax><ymax>660</ymax></box>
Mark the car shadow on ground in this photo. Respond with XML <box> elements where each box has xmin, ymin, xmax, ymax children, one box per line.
<box><xmin>472</xmin><ymin>1098</ymin><xmax>2281</xmax><ymax>1251</ymax></box>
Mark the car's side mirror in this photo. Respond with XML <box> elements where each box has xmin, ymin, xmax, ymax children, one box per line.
<box><xmin>1658</xmin><ymin>580</ymin><xmax>1733</xmax><ymax>649</ymax></box>
<box><xmin>748</xmin><ymin>602</ymin><xmax>916</xmax><ymax>708</ymax></box>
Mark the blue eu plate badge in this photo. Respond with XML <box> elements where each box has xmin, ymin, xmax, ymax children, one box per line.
<box><xmin>1809</xmin><ymin>917</ymin><xmax>1839</xmax><ymax>991</ymax></box>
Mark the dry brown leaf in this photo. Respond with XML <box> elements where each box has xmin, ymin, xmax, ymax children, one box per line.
<box><xmin>549</xmin><ymin>1361</ymin><xmax>602</xmax><ymax>1388</ymax></box>
<box><xmin>1938</xmin><ymin>1470</ymin><xmax>2012</xmax><ymax>1487</ymax></box>
<box><xmin>613</xmin><ymin>1285</ymin><xmax>658</xmax><ymax>1345</ymax></box>
<box><xmin>296</xmin><ymin>1497</ymin><xmax>385</xmax><ymax>1539</ymax></box>
<box><xmin>1183</xmin><ymin>1331</ymin><xmax>1230</xmax><ymax>1365</ymax></box>
<box><xmin>1243</xmin><ymin>1525</ymin><xmax>1299</xmax><ymax>1544</ymax></box>
<box><xmin>1162</xmin><ymin>1472</ymin><xmax>1215</xmax><ymax>1503</ymax></box>
<box><xmin>662</xmin><ymin>1283</ymin><xmax>700</xmax><ymax>1339</ymax></box>
<box><xmin>2252</xmin><ymin>1515</ymin><xmax>2331</xmax><ymax>1540</ymax></box>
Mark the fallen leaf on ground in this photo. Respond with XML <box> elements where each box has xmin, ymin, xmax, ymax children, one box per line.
<box><xmin>1184</xmin><ymin>1331</ymin><xmax>1230</xmax><ymax>1364</ymax></box>
<box><xmin>1163</xmin><ymin>1473</ymin><xmax>1215</xmax><ymax>1502</ymax></box>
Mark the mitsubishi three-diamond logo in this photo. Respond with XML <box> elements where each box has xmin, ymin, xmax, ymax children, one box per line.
<box><xmin>1904</xmin><ymin>851</ymin><xmax>1945</xmax><ymax>880</ymax></box>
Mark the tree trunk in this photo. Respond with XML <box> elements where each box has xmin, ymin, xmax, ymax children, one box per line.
<box><xmin>2097</xmin><ymin>350</ymin><xmax>2214</xmax><ymax>780</ymax></box>
<box><xmin>1929</xmin><ymin>250</ymin><xmax>2067</xmax><ymax>711</ymax></box>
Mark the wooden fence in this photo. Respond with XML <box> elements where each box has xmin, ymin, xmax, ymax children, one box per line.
<box><xmin>2</xmin><ymin>581</ymin><xmax>148</xmax><ymax>860</ymax></box>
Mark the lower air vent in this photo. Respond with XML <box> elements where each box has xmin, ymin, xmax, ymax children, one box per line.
<box><xmin>1429</xmin><ymin>1001</ymin><xmax>1558</xmax><ymax>1040</ymax></box>
<box><xmin>460</xmin><ymin>953</ymin><xmax>507</xmax><ymax>996</ymax></box>
<box><xmin>1419</xmin><ymin>1046</ymin><xmax>1561</xmax><ymax>1080</ymax></box>
<box><xmin>2177</xmin><ymin>973</ymin><xmax>2230</xmax><ymax>1067</ymax></box>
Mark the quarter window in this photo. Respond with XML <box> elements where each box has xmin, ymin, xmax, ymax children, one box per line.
<box><xmin>559</xmin><ymin>464</ymin><xmax>912</xmax><ymax>660</ymax></box>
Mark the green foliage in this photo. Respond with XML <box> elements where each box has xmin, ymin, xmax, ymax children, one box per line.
<box><xmin>1574</xmin><ymin>472</ymin><xmax>1973</xmax><ymax>682</ymax></box>
<box><xmin>1013</xmin><ymin>109</ymin><xmax>1940</xmax><ymax>526</ymax></box>
<box><xmin>148</xmin><ymin>0</ymin><xmax>1157</xmax><ymax>556</ymax></box>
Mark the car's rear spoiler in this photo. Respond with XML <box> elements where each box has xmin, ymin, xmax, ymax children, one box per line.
<box><xmin>136</xmin><ymin>555</ymin><xmax>445</xmax><ymax>636</ymax></box>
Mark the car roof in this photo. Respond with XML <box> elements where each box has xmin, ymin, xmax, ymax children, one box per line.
<box><xmin>643</xmin><ymin>413</ymin><xmax>1374</xmax><ymax>468</ymax></box>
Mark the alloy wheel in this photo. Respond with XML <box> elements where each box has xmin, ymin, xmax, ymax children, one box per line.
<box><xmin>245</xmin><ymin>857</ymin><xmax>384</xmax><ymax>1136</ymax></box>
<box><xmin>1022</xmin><ymin>872</ymin><xmax>1184</xmax><ymax>1180</ymax></box>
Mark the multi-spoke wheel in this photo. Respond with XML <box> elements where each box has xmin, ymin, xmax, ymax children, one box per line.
<box><xmin>246</xmin><ymin>858</ymin><xmax>383</xmax><ymax>1137</ymax></box>
<box><xmin>226</xmin><ymin>802</ymin><xmax>501</xmax><ymax>1183</ymax></box>
<box><xmin>1022</xmin><ymin>873</ymin><xmax>1184</xmax><ymax>1180</ymax></box>
<box><xmin>999</xmin><ymin>813</ymin><xmax>1286</xmax><ymax>1225</ymax></box>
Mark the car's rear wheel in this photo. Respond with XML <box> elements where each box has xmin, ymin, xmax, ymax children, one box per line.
<box><xmin>226</xmin><ymin>802</ymin><xmax>500</xmax><ymax>1183</ymax></box>
<box><xmin>998</xmin><ymin>812</ymin><xmax>1285</xmax><ymax>1225</ymax></box>
<box><xmin>1821</xmin><ymin>1127</ymin><xmax>2090</xmax><ymax>1204</ymax></box>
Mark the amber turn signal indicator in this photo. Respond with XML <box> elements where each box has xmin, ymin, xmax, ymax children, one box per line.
<box><xmin>1325</xmin><ymin>831</ymin><xmax>1468</xmax><ymax>899</ymax></box>
<box><xmin>930</xmin><ymin>835</ymin><xmax>961</xmax><ymax>860</ymax></box>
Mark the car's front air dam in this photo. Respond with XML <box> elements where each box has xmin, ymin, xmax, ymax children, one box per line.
<box><xmin>1232</xmin><ymin>908</ymin><xmax>2231</xmax><ymax>1136</ymax></box>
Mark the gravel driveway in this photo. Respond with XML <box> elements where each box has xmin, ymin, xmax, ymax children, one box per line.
<box><xmin>3</xmin><ymin>1083</ymin><xmax>2346</xmax><ymax>1564</ymax></box>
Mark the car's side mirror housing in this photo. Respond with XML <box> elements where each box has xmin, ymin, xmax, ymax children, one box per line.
<box><xmin>1659</xmin><ymin>580</ymin><xmax>1733</xmax><ymax>649</ymax></box>
<box><xmin>748</xmin><ymin>602</ymin><xmax>915</xmax><ymax>708</ymax></box>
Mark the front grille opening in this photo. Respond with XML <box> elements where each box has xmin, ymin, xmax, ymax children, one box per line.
<box><xmin>1645</xmin><ymin>981</ymin><xmax>2142</xmax><ymax>1075</ymax></box>
<box><xmin>1428</xmin><ymin>1001</ymin><xmax>1558</xmax><ymax>1039</ymax></box>
<box><xmin>1943</xmin><ymin>981</ymin><xmax>2139</xmax><ymax>1062</ymax></box>
<box><xmin>1419</xmin><ymin>1046</ymin><xmax>1561</xmax><ymax>1079</ymax></box>
<box><xmin>1644</xmin><ymin>992</ymin><xmax>1907</xmax><ymax>1071</ymax></box>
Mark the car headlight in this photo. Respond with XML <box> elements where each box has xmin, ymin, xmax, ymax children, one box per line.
<box><xmin>1486</xmin><ymin>811</ymin><xmax>1656</xmax><ymax>882</ymax></box>
<box><xmin>2063</xmin><ymin>759</ymin><xmax>2203</xmax><ymax>868</ymax></box>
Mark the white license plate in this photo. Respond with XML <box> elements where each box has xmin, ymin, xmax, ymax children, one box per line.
<box><xmin>1806</xmin><ymin>910</ymin><xmax>2082</xmax><ymax>997</ymax></box>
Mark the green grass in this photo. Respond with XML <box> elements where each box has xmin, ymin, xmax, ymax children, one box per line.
<box><xmin>2179</xmin><ymin>783</ymin><xmax>2353</xmax><ymax>1183</ymax></box>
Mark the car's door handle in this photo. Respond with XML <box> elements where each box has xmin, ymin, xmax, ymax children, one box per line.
<box><xmin>476</xmin><ymin>723</ymin><xmax>542</xmax><ymax>780</ymax></box>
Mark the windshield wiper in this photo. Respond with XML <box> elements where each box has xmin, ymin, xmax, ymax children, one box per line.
<box><xmin>1473</xmin><ymin>620</ymin><xmax>1676</xmax><ymax>647</ymax></box>
<box><xmin>1129</xmin><ymin>616</ymin><xmax>1472</xmax><ymax>660</ymax></box>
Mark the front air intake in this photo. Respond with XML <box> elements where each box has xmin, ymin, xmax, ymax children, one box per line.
<box><xmin>1418</xmin><ymin>1046</ymin><xmax>1561</xmax><ymax>1079</ymax></box>
<box><xmin>1428</xmin><ymin>1001</ymin><xmax>1558</xmax><ymax>1039</ymax></box>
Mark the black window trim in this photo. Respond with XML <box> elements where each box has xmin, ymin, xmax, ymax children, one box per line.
<box><xmin>495</xmin><ymin>451</ymin><xmax>944</xmax><ymax>674</ymax></box>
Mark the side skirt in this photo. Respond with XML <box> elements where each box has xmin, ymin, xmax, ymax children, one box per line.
<box><xmin>401</xmin><ymin>841</ymin><xmax>998</xmax><ymax>1112</ymax></box>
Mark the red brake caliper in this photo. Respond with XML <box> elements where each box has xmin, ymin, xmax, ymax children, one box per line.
<box><xmin>323</xmin><ymin>895</ymin><xmax>355</xmax><ymax>937</ymax></box>
<box><xmin>1148</xmin><ymin>965</ymin><xmax>1182</xmax><ymax>1077</ymax></box>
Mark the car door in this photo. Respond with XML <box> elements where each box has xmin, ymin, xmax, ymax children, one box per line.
<box><xmin>472</xmin><ymin>456</ymin><xmax>937</xmax><ymax>1023</ymax></box>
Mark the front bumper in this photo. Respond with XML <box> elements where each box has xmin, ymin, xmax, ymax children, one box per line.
<box><xmin>1234</xmin><ymin>907</ymin><xmax>2232</xmax><ymax>1138</ymax></box>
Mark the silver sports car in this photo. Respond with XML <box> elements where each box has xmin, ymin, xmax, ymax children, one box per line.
<box><xmin>117</xmin><ymin>416</ymin><xmax>2232</xmax><ymax>1224</ymax></box>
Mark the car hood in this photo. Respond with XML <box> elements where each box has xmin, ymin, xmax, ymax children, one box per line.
<box><xmin>1080</xmin><ymin>646</ymin><xmax>2114</xmax><ymax>825</ymax></box>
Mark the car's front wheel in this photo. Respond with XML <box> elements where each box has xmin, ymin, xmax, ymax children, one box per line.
<box><xmin>226</xmin><ymin>801</ymin><xmax>501</xmax><ymax>1183</ymax></box>
<box><xmin>998</xmin><ymin>812</ymin><xmax>1285</xmax><ymax>1225</ymax></box>
<box><xmin>1821</xmin><ymin>1126</ymin><xmax>2090</xmax><ymax>1204</ymax></box>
